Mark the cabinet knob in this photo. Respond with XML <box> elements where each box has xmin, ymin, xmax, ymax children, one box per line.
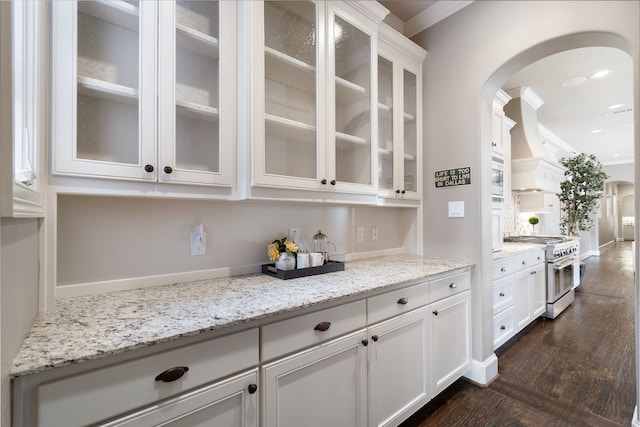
<box><xmin>144</xmin><ymin>164</ymin><xmax>154</xmax><ymax>173</ymax></box>
<box><xmin>321</xmin><ymin>179</ymin><xmax>327</xmax><ymax>185</ymax></box>
<box><xmin>492</xmin><ymin>142</ymin><xmax>497</xmax><ymax>147</ymax></box>
<box><xmin>372</xmin><ymin>335</ymin><xmax>379</xmax><ymax>342</ymax></box>
<box><xmin>401</xmin><ymin>190</ymin><xmax>406</xmax><ymax>194</ymax></box>
<box><xmin>396</xmin><ymin>189</ymin><xmax>401</xmax><ymax>194</ymax></box>
<box><xmin>501</xmin><ymin>267</ymin><xmax>506</xmax><ymax>272</ymax></box>
<box><xmin>449</xmin><ymin>283</ymin><xmax>457</xmax><ymax>289</ymax></box>
<box><xmin>155</xmin><ymin>366</ymin><xmax>189</xmax><ymax>382</ymax></box>
<box><xmin>522</xmin><ymin>261</ymin><xmax>527</xmax><ymax>265</ymax></box>
<box><xmin>164</xmin><ymin>166</ymin><xmax>173</xmax><ymax>174</ymax></box>
<box><xmin>397</xmin><ymin>297</ymin><xmax>408</xmax><ymax>305</ymax></box>
<box><xmin>248</xmin><ymin>384</ymin><xmax>258</xmax><ymax>394</ymax></box>
<box><xmin>314</xmin><ymin>321</ymin><xmax>331</xmax><ymax>332</ymax></box>
<box><xmin>433</xmin><ymin>310</ymin><xmax>439</xmax><ymax>316</ymax></box>
<box><xmin>499</xmin><ymin>292</ymin><xmax>505</xmax><ymax>297</ymax></box>
<box><xmin>500</xmin><ymin>325</ymin><xmax>506</xmax><ymax>330</ymax></box>
<box><xmin>362</xmin><ymin>339</ymin><xmax>368</xmax><ymax>346</ymax></box>
<box><xmin>330</xmin><ymin>179</ymin><xmax>336</xmax><ymax>185</ymax></box>
<box><xmin>531</xmin><ymin>271</ymin><xmax>536</xmax><ymax>275</ymax></box>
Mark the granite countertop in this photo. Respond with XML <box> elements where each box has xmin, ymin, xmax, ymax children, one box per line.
<box><xmin>11</xmin><ymin>254</ymin><xmax>473</xmax><ymax>378</ymax></box>
<box><xmin>493</xmin><ymin>242</ymin><xmax>546</xmax><ymax>260</ymax></box>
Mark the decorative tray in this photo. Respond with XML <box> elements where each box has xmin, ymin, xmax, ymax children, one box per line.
<box><xmin>261</xmin><ymin>261</ymin><xmax>345</xmax><ymax>280</ymax></box>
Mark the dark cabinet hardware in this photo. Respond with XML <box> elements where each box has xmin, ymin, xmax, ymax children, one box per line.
<box><xmin>492</xmin><ymin>142</ymin><xmax>497</xmax><ymax>147</ymax></box>
<box><xmin>433</xmin><ymin>310</ymin><xmax>439</xmax><ymax>316</ymax></box>
<box><xmin>330</xmin><ymin>179</ymin><xmax>336</xmax><ymax>185</ymax></box>
<box><xmin>164</xmin><ymin>166</ymin><xmax>173</xmax><ymax>174</ymax></box>
<box><xmin>321</xmin><ymin>179</ymin><xmax>327</xmax><ymax>185</ymax></box>
<box><xmin>522</xmin><ymin>260</ymin><xmax>527</xmax><ymax>265</ymax></box>
<box><xmin>396</xmin><ymin>189</ymin><xmax>401</xmax><ymax>194</ymax></box>
<box><xmin>144</xmin><ymin>164</ymin><xmax>154</xmax><ymax>173</ymax></box>
<box><xmin>372</xmin><ymin>335</ymin><xmax>379</xmax><ymax>342</ymax></box>
<box><xmin>401</xmin><ymin>190</ymin><xmax>406</xmax><ymax>194</ymax></box>
<box><xmin>397</xmin><ymin>297</ymin><xmax>408</xmax><ymax>305</ymax></box>
<box><xmin>500</xmin><ymin>325</ymin><xmax>506</xmax><ymax>330</ymax></box>
<box><xmin>362</xmin><ymin>339</ymin><xmax>368</xmax><ymax>346</ymax></box>
<box><xmin>449</xmin><ymin>283</ymin><xmax>457</xmax><ymax>289</ymax></box>
<box><xmin>500</xmin><ymin>267</ymin><xmax>506</xmax><ymax>272</ymax></box>
<box><xmin>499</xmin><ymin>292</ymin><xmax>505</xmax><ymax>297</ymax></box>
<box><xmin>314</xmin><ymin>321</ymin><xmax>331</xmax><ymax>332</ymax></box>
<box><xmin>248</xmin><ymin>384</ymin><xmax>258</xmax><ymax>394</ymax></box>
<box><xmin>155</xmin><ymin>366</ymin><xmax>189</xmax><ymax>382</ymax></box>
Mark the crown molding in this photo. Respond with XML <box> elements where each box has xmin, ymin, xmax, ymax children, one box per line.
<box><xmin>404</xmin><ymin>1</ymin><xmax>475</xmax><ymax>38</ymax></box>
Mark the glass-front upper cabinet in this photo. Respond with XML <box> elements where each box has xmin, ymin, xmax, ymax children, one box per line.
<box><xmin>52</xmin><ymin>0</ymin><xmax>234</xmax><ymax>187</ymax></box>
<box><xmin>251</xmin><ymin>1</ymin><xmax>386</xmax><ymax>195</ymax></box>
<box><xmin>377</xmin><ymin>24</ymin><xmax>426</xmax><ymax>202</ymax></box>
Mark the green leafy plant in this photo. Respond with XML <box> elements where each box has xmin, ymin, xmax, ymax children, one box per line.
<box><xmin>528</xmin><ymin>215</ymin><xmax>539</xmax><ymax>231</ymax></box>
<box><xmin>557</xmin><ymin>153</ymin><xmax>608</xmax><ymax>236</ymax></box>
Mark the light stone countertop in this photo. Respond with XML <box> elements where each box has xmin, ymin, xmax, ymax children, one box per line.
<box><xmin>493</xmin><ymin>242</ymin><xmax>546</xmax><ymax>260</ymax></box>
<box><xmin>11</xmin><ymin>254</ymin><xmax>473</xmax><ymax>378</ymax></box>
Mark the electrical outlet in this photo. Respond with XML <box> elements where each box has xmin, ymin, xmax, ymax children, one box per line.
<box><xmin>356</xmin><ymin>226</ymin><xmax>364</xmax><ymax>242</ymax></box>
<box><xmin>371</xmin><ymin>226</ymin><xmax>378</xmax><ymax>242</ymax></box>
<box><xmin>289</xmin><ymin>228</ymin><xmax>300</xmax><ymax>242</ymax></box>
<box><xmin>190</xmin><ymin>227</ymin><xmax>206</xmax><ymax>256</ymax></box>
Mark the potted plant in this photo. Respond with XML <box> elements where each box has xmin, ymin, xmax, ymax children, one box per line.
<box><xmin>528</xmin><ymin>215</ymin><xmax>539</xmax><ymax>234</ymax></box>
<box><xmin>557</xmin><ymin>153</ymin><xmax>608</xmax><ymax>237</ymax></box>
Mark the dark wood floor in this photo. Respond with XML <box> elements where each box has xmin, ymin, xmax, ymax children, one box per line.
<box><xmin>402</xmin><ymin>241</ymin><xmax>636</xmax><ymax>427</ymax></box>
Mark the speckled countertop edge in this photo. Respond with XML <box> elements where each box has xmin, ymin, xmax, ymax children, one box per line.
<box><xmin>11</xmin><ymin>254</ymin><xmax>473</xmax><ymax>378</ymax></box>
<box><xmin>493</xmin><ymin>242</ymin><xmax>546</xmax><ymax>260</ymax></box>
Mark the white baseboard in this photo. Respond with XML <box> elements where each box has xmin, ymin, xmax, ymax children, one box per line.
<box><xmin>580</xmin><ymin>249</ymin><xmax>600</xmax><ymax>260</ymax></box>
<box><xmin>632</xmin><ymin>406</ymin><xmax>640</xmax><ymax>427</ymax></box>
<box><xmin>463</xmin><ymin>354</ymin><xmax>499</xmax><ymax>386</ymax></box>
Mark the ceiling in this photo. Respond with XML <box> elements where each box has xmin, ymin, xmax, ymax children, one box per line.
<box><xmin>378</xmin><ymin>1</ymin><xmax>635</xmax><ymax>166</ymax></box>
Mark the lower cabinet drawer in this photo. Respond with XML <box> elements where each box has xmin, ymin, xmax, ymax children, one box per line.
<box><xmin>261</xmin><ymin>300</ymin><xmax>367</xmax><ymax>361</ymax></box>
<box><xmin>493</xmin><ymin>276</ymin><xmax>514</xmax><ymax>314</ymax></box>
<box><xmin>430</xmin><ymin>272</ymin><xmax>470</xmax><ymax>303</ymax></box>
<box><xmin>493</xmin><ymin>307</ymin><xmax>516</xmax><ymax>350</ymax></box>
<box><xmin>36</xmin><ymin>328</ymin><xmax>259</xmax><ymax>427</ymax></box>
<box><xmin>367</xmin><ymin>280</ymin><xmax>429</xmax><ymax>324</ymax></box>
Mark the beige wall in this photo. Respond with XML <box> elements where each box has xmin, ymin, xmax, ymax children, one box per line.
<box><xmin>412</xmin><ymin>0</ymin><xmax>639</xmax><ymax>383</ymax></box>
<box><xmin>1</xmin><ymin>218</ymin><xmax>40</xmax><ymax>427</ymax></box>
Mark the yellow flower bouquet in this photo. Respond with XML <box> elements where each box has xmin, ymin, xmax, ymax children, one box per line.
<box><xmin>267</xmin><ymin>237</ymin><xmax>299</xmax><ymax>262</ymax></box>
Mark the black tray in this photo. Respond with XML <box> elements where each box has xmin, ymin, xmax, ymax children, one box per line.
<box><xmin>262</xmin><ymin>261</ymin><xmax>345</xmax><ymax>280</ymax></box>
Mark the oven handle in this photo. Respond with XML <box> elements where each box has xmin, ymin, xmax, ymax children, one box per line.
<box><xmin>552</xmin><ymin>257</ymin><xmax>578</xmax><ymax>270</ymax></box>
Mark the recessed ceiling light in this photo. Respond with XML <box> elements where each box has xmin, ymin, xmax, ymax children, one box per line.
<box><xmin>613</xmin><ymin>154</ymin><xmax>620</xmax><ymax>157</ymax></box>
<box><xmin>561</xmin><ymin>77</ymin><xmax>587</xmax><ymax>87</ymax></box>
<box><xmin>589</xmin><ymin>70</ymin><xmax>611</xmax><ymax>79</ymax></box>
<box><xmin>591</xmin><ymin>129</ymin><xmax>603</xmax><ymax>133</ymax></box>
<box><xmin>608</xmin><ymin>103</ymin><xmax>625</xmax><ymax>109</ymax></box>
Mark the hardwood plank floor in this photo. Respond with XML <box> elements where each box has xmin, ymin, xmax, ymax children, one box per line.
<box><xmin>401</xmin><ymin>241</ymin><xmax>636</xmax><ymax>426</ymax></box>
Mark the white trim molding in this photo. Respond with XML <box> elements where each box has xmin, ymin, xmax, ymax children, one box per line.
<box><xmin>403</xmin><ymin>1</ymin><xmax>474</xmax><ymax>38</ymax></box>
<box><xmin>464</xmin><ymin>354</ymin><xmax>499</xmax><ymax>386</ymax></box>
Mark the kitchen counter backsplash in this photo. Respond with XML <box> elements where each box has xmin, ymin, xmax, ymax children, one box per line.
<box><xmin>11</xmin><ymin>254</ymin><xmax>473</xmax><ymax>378</ymax></box>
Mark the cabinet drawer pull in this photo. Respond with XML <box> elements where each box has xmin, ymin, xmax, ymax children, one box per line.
<box><xmin>372</xmin><ymin>335</ymin><xmax>379</xmax><ymax>342</ymax></box>
<box><xmin>248</xmin><ymin>384</ymin><xmax>258</xmax><ymax>394</ymax></box>
<box><xmin>314</xmin><ymin>321</ymin><xmax>331</xmax><ymax>332</ymax></box>
<box><xmin>522</xmin><ymin>260</ymin><xmax>527</xmax><ymax>265</ymax></box>
<box><xmin>449</xmin><ymin>283</ymin><xmax>457</xmax><ymax>289</ymax></box>
<box><xmin>155</xmin><ymin>366</ymin><xmax>189</xmax><ymax>383</ymax></box>
<box><xmin>433</xmin><ymin>310</ymin><xmax>439</xmax><ymax>316</ymax></box>
<box><xmin>321</xmin><ymin>178</ymin><xmax>327</xmax><ymax>185</ymax></box>
<box><xmin>362</xmin><ymin>339</ymin><xmax>368</xmax><ymax>346</ymax></box>
<box><xmin>144</xmin><ymin>164</ymin><xmax>154</xmax><ymax>173</ymax></box>
<box><xmin>401</xmin><ymin>190</ymin><xmax>406</xmax><ymax>194</ymax></box>
<box><xmin>330</xmin><ymin>179</ymin><xmax>336</xmax><ymax>185</ymax></box>
<box><xmin>500</xmin><ymin>267</ymin><xmax>506</xmax><ymax>272</ymax></box>
<box><xmin>164</xmin><ymin>166</ymin><xmax>173</xmax><ymax>174</ymax></box>
<box><xmin>397</xmin><ymin>297</ymin><xmax>408</xmax><ymax>305</ymax></box>
<box><xmin>396</xmin><ymin>189</ymin><xmax>401</xmax><ymax>194</ymax></box>
<box><xmin>499</xmin><ymin>292</ymin><xmax>505</xmax><ymax>297</ymax></box>
<box><xmin>500</xmin><ymin>325</ymin><xmax>506</xmax><ymax>330</ymax></box>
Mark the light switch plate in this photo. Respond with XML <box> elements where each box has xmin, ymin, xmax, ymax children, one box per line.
<box><xmin>448</xmin><ymin>201</ymin><xmax>464</xmax><ymax>218</ymax></box>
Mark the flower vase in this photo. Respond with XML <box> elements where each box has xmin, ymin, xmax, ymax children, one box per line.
<box><xmin>275</xmin><ymin>252</ymin><xmax>295</xmax><ymax>271</ymax></box>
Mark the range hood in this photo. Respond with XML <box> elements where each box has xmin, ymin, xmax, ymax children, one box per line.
<box><xmin>504</xmin><ymin>87</ymin><xmax>565</xmax><ymax>193</ymax></box>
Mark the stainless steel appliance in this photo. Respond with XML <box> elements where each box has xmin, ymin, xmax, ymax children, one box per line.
<box><xmin>504</xmin><ymin>235</ymin><xmax>580</xmax><ymax>318</ymax></box>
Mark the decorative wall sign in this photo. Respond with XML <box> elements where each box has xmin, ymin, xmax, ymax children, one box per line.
<box><xmin>435</xmin><ymin>167</ymin><xmax>471</xmax><ymax>188</ymax></box>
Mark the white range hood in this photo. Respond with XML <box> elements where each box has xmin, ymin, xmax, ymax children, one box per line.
<box><xmin>504</xmin><ymin>87</ymin><xmax>565</xmax><ymax>193</ymax></box>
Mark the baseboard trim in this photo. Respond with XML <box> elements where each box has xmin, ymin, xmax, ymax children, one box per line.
<box><xmin>632</xmin><ymin>406</ymin><xmax>640</xmax><ymax>427</ymax></box>
<box><xmin>463</xmin><ymin>354</ymin><xmax>499</xmax><ymax>386</ymax></box>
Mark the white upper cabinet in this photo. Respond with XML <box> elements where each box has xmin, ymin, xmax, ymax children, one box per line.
<box><xmin>377</xmin><ymin>24</ymin><xmax>426</xmax><ymax>203</ymax></box>
<box><xmin>51</xmin><ymin>0</ymin><xmax>235</xmax><ymax>188</ymax></box>
<box><xmin>0</xmin><ymin>0</ymin><xmax>46</xmax><ymax>217</ymax></box>
<box><xmin>247</xmin><ymin>0</ymin><xmax>386</xmax><ymax>196</ymax></box>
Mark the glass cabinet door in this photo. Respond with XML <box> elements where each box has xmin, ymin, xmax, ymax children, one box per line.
<box><xmin>332</xmin><ymin>13</ymin><xmax>373</xmax><ymax>189</ymax></box>
<box><xmin>158</xmin><ymin>0</ymin><xmax>231</xmax><ymax>185</ymax></box>
<box><xmin>403</xmin><ymin>69</ymin><xmax>418</xmax><ymax>194</ymax></box>
<box><xmin>260</xmin><ymin>0</ymin><xmax>319</xmax><ymax>185</ymax></box>
<box><xmin>377</xmin><ymin>55</ymin><xmax>394</xmax><ymax>193</ymax></box>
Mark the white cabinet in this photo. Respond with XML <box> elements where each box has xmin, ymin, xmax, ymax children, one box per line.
<box><xmin>247</xmin><ymin>0</ymin><xmax>387</xmax><ymax>196</ymax></box>
<box><xmin>376</xmin><ymin>24</ymin><xmax>426</xmax><ymax>202</ymax></box>
<box><xmin>492</xmin><ymin>208</ymin><xmax>504</xmax><ymax>252</ymax></box>
<box><xmin>0</xmin><ymin>0</ymin><xmax>46</xmax><ymax>217</ymax></box>
<box><xmin>102</xmin><ymin>369</ymin><xmax>258</xmax><ymax>427</ymax></box>
<box><xmin>492</xmin><ymin>249</ymin><xmax>545</xmax><ymax>350</ymax></box>
<box><xmin>491</xmin><ymin>90</ymin><xmax>516</xmax><ymax>207</ymax></box>
<box><xmin>51</xmin><ymin>0</ymin><xmax>235</xmax><ymax>187</ymax></box>
<box><xmin>262</xmin><ymin>329</ymin><xmax>368</xmax><ymax>427</ymax></box>
<box><xmin>368</xmin><ymin>307</ymin><xmax>430</xmax><ymax>427</ymax></box>
<box><xmin>518</xmin><ymin>192</ymin><xmax>557</xmax><ymax>213</ymax></box>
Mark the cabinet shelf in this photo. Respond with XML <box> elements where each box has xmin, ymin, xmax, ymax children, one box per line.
<box><xmin>78</xmin><ymin>0</ymin><xmax>139</xmax><ymax>32</ymax></box>
<box><xmin>378</xmin><ymin>102</ymin><xmax>392</xmax><ymax>120</ymax></box>
<box><xmin>335</xmin><ymin>132</ymin><xmax>367</xmax><ymax>147</ymax></box>
<box><xmin>404</xmin><ymin>112</ymin><xmax>416</xmax><ymax>122</ymax></box>
<box><xmin>404</xmin><ymin>153</ymin><xmax>416</xmax><ymax>161</ymax></box>
<box><xmin>77</xmin><ymin>76</ymin><xmax>139</xmax><ymax>106</ymax></box>
<box><xmin>265</xmin><ymin>113</ymin><xmax>316</xmax><ymax>144</ymax></box>
<box><xmin>265</xmin><ymin>47</ymin><xmax>315</xmax><ymax>94</ymax></box>
<box><xmin>378</xmin><ymin>147</ymin><xmax>393</xmax><ymax>156</ymax></box>
<box><xmin>335</xmin><ymin>76</ymin><xmax>367</xmax><ymax>105</ymax></box>
<box><xmin>176</xmin><ymin>100</ymin><xmax>218</xmax><ymax>121</ymax></box>
<box><xmin>176</xmin><ymin>24</ymin><xmax>219</xmax><ymax>59</ymax></box>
